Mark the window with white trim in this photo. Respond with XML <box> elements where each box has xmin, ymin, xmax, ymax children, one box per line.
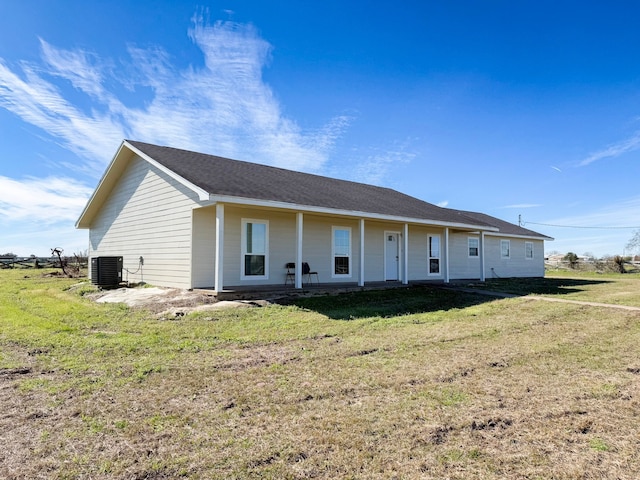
<box><xmin>500</xmin><ymin>239</ymin><xmax>510</xmax><ymax>259</ymax></box>
<box><xmin>241</xmin><ymin>219</ymin><xmax>268</xmax><ymax>279</ymax></box>
<box><xmin>428</xmin><ymin>234</ymin><xmax>441</xmax><ymax>275</ymax></box>
<box><xmin>332</xmin><ymin>226</ymin><xmax>351</xmax><ymax>276</ymax></box>
<box><xmin>525</xmin><ymin>241</ymin><xmax>534</xmax><ymax>260</ymax></box>
<box><xmin>468</xmin><ymin>237</ymin><xmax>479</xmax><ymax>257</ymax></box>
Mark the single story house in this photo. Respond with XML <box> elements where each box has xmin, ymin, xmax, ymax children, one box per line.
<box><xmin>76</xmin><ymin>140</ymin><xmax>553</xmax><ymax>291</ymax></box>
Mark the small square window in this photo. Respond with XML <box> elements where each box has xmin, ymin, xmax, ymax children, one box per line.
<box><xmin>429</xmin><ymin>258</ymin><xmax>440</xmax><ymax>274</ymax></box>
<box><xmin>334</xmin><ymin>256</ymin><xmax>350</xmax><ymax>275</ymax></box>
<box><xmin>244</xmin><ymin>255</ymin><xmax>265</xmax><ymax>276</ymax></box>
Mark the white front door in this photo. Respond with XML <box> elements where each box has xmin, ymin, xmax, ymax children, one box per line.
<box><xmin>385</xmin><ymin>232</ymin><xmax>400</xmax><ymax>281</ymax></box>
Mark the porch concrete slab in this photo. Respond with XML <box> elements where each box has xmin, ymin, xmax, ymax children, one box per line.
<box><xmin>195</xmin><ymin>280</ymin><xmax>444</xmax><ymax>301</ymax></box>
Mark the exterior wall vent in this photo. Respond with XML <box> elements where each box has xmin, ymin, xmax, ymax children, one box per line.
<box><xmin>91</xmin><ymin>256</ymin><xmax>123</xmax><ymax>287</ymax></box>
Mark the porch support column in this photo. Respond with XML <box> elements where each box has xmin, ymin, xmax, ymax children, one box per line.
<box><xmin>444</xmin><ymin>227</ymin><xmax>450</xmax><ymax>283</ymax></box>
<box><xmin>359</xmin><ymin>218</ymin><xmax>365</xmax><ymax>287</ymax></box>
<box><xmin>214</xmin><ymin>203</ymin><xmax>224</xmax><ymax>293</ymax></box>
<box><xmin>480</xmin><ymin>231</ymin><xmax>486</xmax><ymax>282</ymax></box>
<box><xmin>402</xmin><ymin>223</ymin><xmax>409</xmax><ymax>285</ymax></box>
<box><xmin>295</xmin><ymin>212</ymin><xmax>303</xmax><ymax>289</ymax></box>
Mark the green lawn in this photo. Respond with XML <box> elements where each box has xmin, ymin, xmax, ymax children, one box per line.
<box><xmin>1</xmin><ymin>269</ymin><xmax>640</xmax><ymax>479</ymax></box>
<box><xmin>469</xmin><ymin>270</ymin><xmax>640</xmax><ymax>307</ymax></box>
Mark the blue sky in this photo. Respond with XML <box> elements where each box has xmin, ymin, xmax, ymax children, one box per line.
<box><xmin>1</xmin><ymin>1</ymin><xmax>640</xmax><ymax>257</ymax></box>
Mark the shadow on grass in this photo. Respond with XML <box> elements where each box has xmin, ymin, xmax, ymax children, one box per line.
<box><xmin>278</xmin><ymin>277</ymin><xmax>614</xmax><ymax>320</ymax></box>
<box><xmin>477</xmin><ymin>277</ymin><xmax>612</xmax><ymax>296</ymax></box>
<box><xmin>278</xmin><ymin>285</ymin><xmax>494</xmax><ymax>320</ymax></box>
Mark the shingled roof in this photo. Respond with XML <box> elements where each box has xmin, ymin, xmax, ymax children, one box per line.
<box><xmin>79</xmin><ymin>140</ymin><xmax>550</xmax><ymax>240</ymax></box>
<box><xmin>449</xmin><ymin>210</ymin><xmax>554</xmax><ymax>240</ymax></box>
<box><xmin>128</xmin><ymin>140</ymin><xmax>491</xmax><ymax>228</ymax></box>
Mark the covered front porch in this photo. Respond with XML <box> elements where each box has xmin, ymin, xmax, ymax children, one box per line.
<box><xmin>199</xmin><ymin>203</ymin><xmax>493</xmax><ymax>293</ymax></box>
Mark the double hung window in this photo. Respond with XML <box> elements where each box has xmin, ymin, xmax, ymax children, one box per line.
<box><xmin>501</xmin><ymin>240</ymin><xmax>510</xmax><ymax>259</ymax></box>
<box><xmin>332</xmin><ymin>227</ymin><xmax>351</xmax><ymax>276</ymax></box>
<box><xmin>428</xmin><ymin>234</ymin><xmax>441</xmax><ymax>275</ymax></box>
<box><xmin>468</xmin><ymin>237</ymin><xmax>479</xmax><ymax>257</ymax></box>
<box><xmin>525</xmin><ymin>241</ymin><xmax>534</xmax><ymax>259</ymax></box>
<box><xmin>242</xmin><ymin>219</ymin><xmax>268</xmax><ymax>278</ymax></box>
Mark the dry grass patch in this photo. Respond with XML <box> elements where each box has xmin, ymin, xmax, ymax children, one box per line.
<box><xmin>1</xmin><ymin>271</ymin><xmax>640</xmax><ymax>478</ymax></box>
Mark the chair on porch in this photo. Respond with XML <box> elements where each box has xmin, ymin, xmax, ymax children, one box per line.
<box><xmin>284</xmin><ymin>262</ymin><xmax>296</xmax><ymax>285</ymax></box>
<box><xmin>302</xmin><ymin>262</ymin><xmax>319</xmax><ymax>285</ymax></box>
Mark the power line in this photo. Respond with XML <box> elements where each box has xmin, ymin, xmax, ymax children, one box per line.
<box><xmin>521</xmin><ymin>220</ymin><xmax>640</xmax><ymax>230</ymax></box>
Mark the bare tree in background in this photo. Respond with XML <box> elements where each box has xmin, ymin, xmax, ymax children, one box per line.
<box><xmin>51</xmin><ymin>247</ymin><xmax>67</xmax><ymax>275</ymax></box>
<box><xmin>626</xmin><ymin>230</ymin><xmax>640</xmax><ymax>256</ymax></box>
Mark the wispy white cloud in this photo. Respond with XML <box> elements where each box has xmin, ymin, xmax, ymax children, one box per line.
<box><xmin>0</xmin><ymin>175</ymin><xmax>93</xmax><ymax>223</ymax></box>
<box><xmin>0</xmin><ymin>173</ymin><xmax>92</xmax><ymax>255</ymax></box>
<box><xmin>349</xmin><ymin>142</ymin><xmax>417</xmax><ymax>185</ymax></box>
<box><xmin>0</xmin><ymin>59</ymin><xmax>127</xmax><ymax>174</ymax></box>
<box><xmin>436</xmin><ymin>200</ymin><xmax>449</xmax><ymax>207</ymax></box>
<box><xmin>579</xmin><ymin>131</ymin><xmax>640</xmax><ymax>166</ymax></box>
<box><xmin>0</xmin><ymin>17</ymin><xmax>351</xmax><ymax>176</ymax></box>
<box><xmin>0</xmin><ymin>16</ymin><xmax>356</xmax><ymax>255</ymax></box>
<box><xmin>39</xmin><ymin>39</ymin><xmax>107</xmax><ymax>100</ymax></box>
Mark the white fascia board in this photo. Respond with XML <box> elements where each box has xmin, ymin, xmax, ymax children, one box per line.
<box><xmin>124</xmin><ymin>141</ymin><xmax>210</xmax><ymax>201</ymax></box>
<box><xmin>483</xmin><ymin>231</ymin><xmax>555</xmax><ymax>241</ymax></box>
<box><xmin>205</xmin><ymin>194</ymin><xmax>500</xmax><ymax>232</ymax></box>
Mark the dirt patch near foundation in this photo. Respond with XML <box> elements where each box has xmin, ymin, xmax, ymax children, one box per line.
<box><xmin>85</xmin><ymin>285</ymin><xmax>269</xmax><ymax>317</ymax></box>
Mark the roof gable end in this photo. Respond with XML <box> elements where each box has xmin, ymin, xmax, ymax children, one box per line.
<box><xmin>75</xmin><ymin>141</ymin><xmax>210</xmax><ymax>229</ymax></box>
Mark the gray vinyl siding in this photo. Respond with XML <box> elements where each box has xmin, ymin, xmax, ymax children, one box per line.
<box><xmin>191</xmin><ymin>206</ymin><xmax>216</xmax><ymax>288</ymax></box>
<box><xmin>219</xmin><ymin>213</ymin><xmax>454</xmax><ymax>286</ymax></box>
<box><xmin>483</xmin><ymin>236</ymin><xmax>545</xmax><ymax>279</ymax></box>
<box><xmin>449</xmin><ymin>232</ymin><xmax>482</xmax><ymax>280</ymax></box>
<box><xmin>304</xmin><ymin>215</ymin><xmax>360</xmax><ymax>284</ymax></box>
<box><xmin>449</xmin><ymin>233</ymin><xmax>545</xmax><ymax>280</ymax></box>
<box><xmin>88</xmin><ymin>155</ymin><xmax>200</xmax><ymax>289</ymax></box>
<box><xmin>301</xmin><ymin>215</ymin><xmax>334</xmax><ymax>283</ymax></box>
<box><xmin>222</xmin><ymin>208</ymin><xmax>367</xmax><ymax>287</ymax></box>
<box><xmin>407</xmin><ymin>225</ymin><xmax>426</xmax><ymax>281</ymax></box>
<box><xmin>407</xmin><ymin>226</ymin><xmax>445</xmax><ymax>281</ymax></box>
<box><xmin>222</xmin><ymin>206</ymin><xmax>299</xmax><ymax>287</ymax></box>
<box><xmin>361</xmin><ymin>222</ymin><xmax>386</xmax><ymax>282</ymax></box>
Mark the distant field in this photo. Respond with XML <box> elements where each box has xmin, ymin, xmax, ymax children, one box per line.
<box><xmin>1</xmin><ymin>270</ymin><xmax>640</xmax><ymax>479</ymax></box>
